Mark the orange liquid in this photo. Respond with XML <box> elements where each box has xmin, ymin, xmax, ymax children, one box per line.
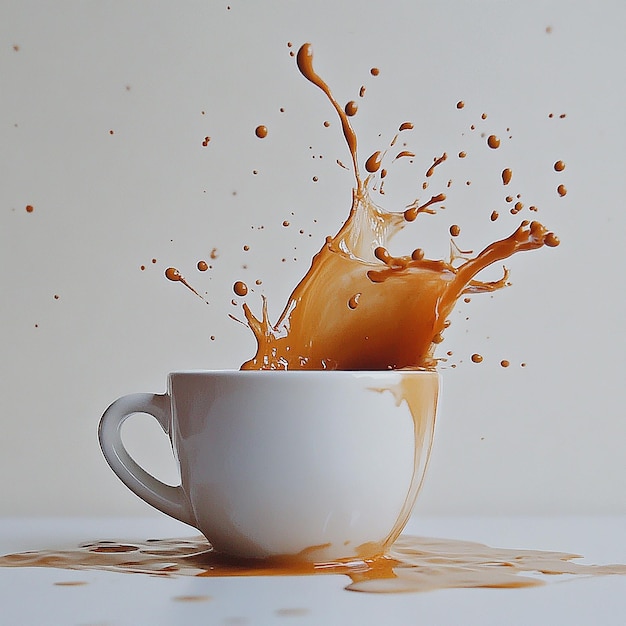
<box><xmin>240</xmin><ymin>43</ymin><xmax>558</xmax><ymax>371</ymax></box>
<box><xmin>2</xmin><ymin>534</ymin><xmax>624</xmax><ymax>594</ymax></box>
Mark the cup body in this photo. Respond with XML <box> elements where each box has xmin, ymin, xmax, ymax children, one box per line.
<box><xmin>100</xmin><ymin>370</ymin><xmax>439</xmax><ymax>561</ymax></box>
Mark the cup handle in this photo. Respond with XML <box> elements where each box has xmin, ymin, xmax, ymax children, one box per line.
<box><xmin>98</xmin><ymin>393</ymin><xmax>195</xmax><ymax>527</ymax></box>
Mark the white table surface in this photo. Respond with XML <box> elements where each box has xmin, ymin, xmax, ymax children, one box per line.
<box><xmin>1</xmin><ymin>515</ymin><xmax>624</xmax><ymax>626</ymax></box>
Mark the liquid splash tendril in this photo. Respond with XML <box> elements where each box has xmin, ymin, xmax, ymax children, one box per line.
<box><xmin>237</xmin><ymin>43</ymin><xmax>558</xmax><ymax>371</ymax></box>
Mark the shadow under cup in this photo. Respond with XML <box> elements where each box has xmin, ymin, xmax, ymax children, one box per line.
<box><xmin>99</xmin><ymin>370</ymin><xmax>440</xmax><ymax>562</ymax></box>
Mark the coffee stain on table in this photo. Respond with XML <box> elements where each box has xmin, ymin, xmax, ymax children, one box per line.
<box><xmin>53</xmin><ymin>580</ymin><xmax>88</xmax><ymax>587</ymax></box>
<box><xmin>2</xmin><ymin>534</ymin><xmax>624</xmax><ymax>594</ymax></box>
<box><xmin>172</xmin><ymin>594</ymin><xmax>212</xmax><ymax>602</ymax></box>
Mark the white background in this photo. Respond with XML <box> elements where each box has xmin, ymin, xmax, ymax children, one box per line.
<box><xmin>1</xmin><ymin>0</ymin><xmax>624</xmax><ymax>517</ymax></box>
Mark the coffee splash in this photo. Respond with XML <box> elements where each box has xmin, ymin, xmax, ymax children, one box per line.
<box><xmin>2</xmin><ymin>534</ymin><xmax>624</xmax><ymax>594</ymax></box>
<box><xmin>236</xmin><ymin>43</ymin><xmax>559</xmax><ymax>371</ymax></box>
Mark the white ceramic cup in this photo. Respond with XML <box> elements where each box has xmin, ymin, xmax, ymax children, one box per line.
<box><xmin>98</xmin><ymin>370</ymin><xmax>439</xmax><ymax>561</ymax></box>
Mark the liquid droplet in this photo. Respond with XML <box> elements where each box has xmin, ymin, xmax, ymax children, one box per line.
<box><xmin>344</xmin><ymin>101</ymin><xmax>358</xmax><ymax>117</ymax></box>
<box><xmin>425</xmin><ymin>153</ymin><xmax>447</xmax><ymax>177</ymax></box>
<box><xmin>165</xmin><ymin>267</ymin><xmax>181</xmax><ymax>282</ymax></box>
<box><xmin>165</xmin><ymin>268</ymin><xmax>207</xmax><ymax>302</ymax></box>
<box><xmin>487</xmin><ymin>135</ymin><xmax>500</xmax><ymax>149</ymax></box>
<box><xmin>233</xmin><ymin>281</ymin><xmax>248</xmax><ymax>297</ymax></box>
<box><xmin>365</xmin><ymin>151</ymin><xmax>383</xmax><ymax>173</ymax></box>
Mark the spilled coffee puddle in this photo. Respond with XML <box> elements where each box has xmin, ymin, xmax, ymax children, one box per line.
<box><xmin>2</xmin><ymin>534</ymin><xmax>624</xmax><ymax>593</ymax></box>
